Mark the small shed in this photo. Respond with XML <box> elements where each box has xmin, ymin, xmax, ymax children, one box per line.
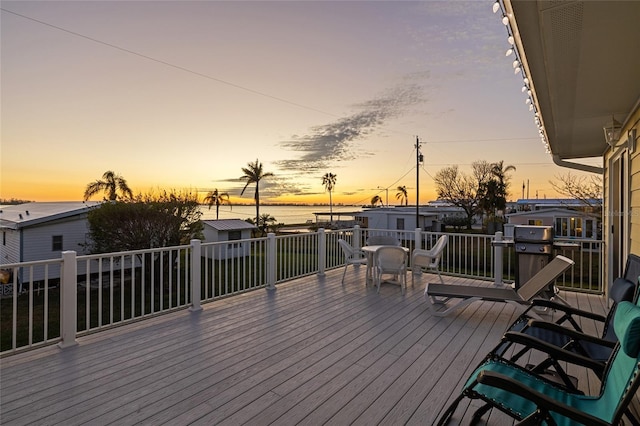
<box><xmin>202</xmin><ymin>219</ymin><xmax>256</xmax><ymax>260</ymax></box>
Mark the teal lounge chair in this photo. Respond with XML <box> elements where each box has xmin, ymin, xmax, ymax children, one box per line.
<box><xmin>437</xmin><ymin>301</ymin><xmax>640</xmax><ymax>425</ymax></box>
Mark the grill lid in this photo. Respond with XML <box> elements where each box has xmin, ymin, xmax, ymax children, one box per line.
<box><xmin>513</xmin><ymin>225</ymin><xmax>554</xmax><ymax>243</ymax></box>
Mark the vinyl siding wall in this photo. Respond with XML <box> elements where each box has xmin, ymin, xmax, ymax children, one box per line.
<box><xmin>0</xmin><ymin>229</ymin><xmax>21</xmax><ymax>265</ymax></box>
<box><xmin>21</xmin><ymin>216</ymin><xmax>91</xmax><ymax>263</ymax></box>
<box><xmin>604</xmin><ymin>105</ymin><xmax>640</xmax><ymax>289</ymax></box>
<box><xmin>630</xmin><ymin>108</ymin><xmax>640</xmax><ymax>256</ymax></box>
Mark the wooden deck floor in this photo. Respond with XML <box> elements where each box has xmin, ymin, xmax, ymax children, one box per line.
<box><xmin>0</xmin><ymin>267</ymin><xmax>615</xmax><ymax>425</ymax></box>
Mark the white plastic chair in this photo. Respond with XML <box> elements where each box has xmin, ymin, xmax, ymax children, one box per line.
<box><xmin>375</xmin><ymin>246</ymin><xmax>408</xmax><ymax>294</ymax></box>
<box><xmin>338</xmin><ymin>239</ymin><xmax>368</xmax><ymax>284</ymax></box>
<box><xmin>411</xmin><ymin>235</ymin><xmax>448</xmax><ymax>285</ymax></box>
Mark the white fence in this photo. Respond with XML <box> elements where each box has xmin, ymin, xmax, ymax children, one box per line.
<box><xmin>1</xmin><ymin>227</ymin><xmax>603</xmax><ymax>355</ymax></box>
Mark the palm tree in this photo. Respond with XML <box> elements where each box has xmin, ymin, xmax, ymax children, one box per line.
<box><xmin>240</xmin><ymin>159</ymin><xmax>274</xmax><ymax>224</ymax></box>
<box><xmin>84</xmin><ymin>170</ymin><xmax>133</xmax><ymax>201</ymax></box>
<box><xmin>491</xmin><ymin>161</ymin><xmax>516</xmax><ymax>212</ymax></box>
<box><xmin>371</xmin><ymin>195</ymin><xmax>383</xmax><ymax>207</ymax></box>
<box><xmin>257</xmin><ymin>213</ymin><xmax>277</xmax><ymax>235</ymax></box>
<box><xmin>480</xmin><ymin>161</ymin><xmax>517</xmax><ymax>219</ymax></box>
<box><xmin>322</xmin><ymin>172</ymin><xmax>337</xmax><ymax>223</ymax></box>
<box><xmin>395</xmin><ymin>185</ymin><xmax>408</xmax><ymax>206</ymax></box>
<box><xmin>203</xmin><ymin>188</ymin><xmax>231</xmax><ymax>220</ymax></box>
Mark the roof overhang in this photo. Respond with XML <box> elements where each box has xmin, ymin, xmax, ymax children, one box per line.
<box><xmin>505</xmin><ymin>0</ymin><xmax>640</xmax><ymax>160</ymax></box>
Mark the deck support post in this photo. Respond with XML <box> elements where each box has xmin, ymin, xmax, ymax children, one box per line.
<box><xmin>189</xmin><ymin>239</ymin><xmax>202</xmax><ymax>312</ymax></box>
<box><xmin>267</xmin><ymin>233</ymin><xmax>277</xmax><ymax>290</ymax></box>
<box><xmin>414</xmin><ymin>228</ymin><xmax>422</xmax><ymax>250</ymax></box>
<box><xmin>317</xmin><ymin>228</ymin><xmax>326</xmax><ymax>277</ymax></box>
<box><xmin>353</xmin><ymin>225</ymin><xmax>362</xmax><ymax>251</ymax></box>
<box><xmin>58</xmin><ymin>250</ymin><xmax>78</xmax><ymax>349</ymax></box>
<box><xmin>494</xmin><ymin>231</ymin><xmax>504</xmax><ymax>287</ymax></box>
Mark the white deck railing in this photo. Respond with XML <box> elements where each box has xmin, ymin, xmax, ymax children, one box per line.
<box><xmin>0</xmin><ymin>227</ymin><xmax>603</xmax><ymax>355</ymax></box>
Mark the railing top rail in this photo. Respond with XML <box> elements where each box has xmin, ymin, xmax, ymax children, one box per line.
<box><xmin>0</xmin><ymin>258</ymin><xmax>63</xmax><ymax>269</ymax></box>
<box><xmin>77</xmin><ymin>244</ymin><xmax>191</xmax><ymax>261</ymax></box>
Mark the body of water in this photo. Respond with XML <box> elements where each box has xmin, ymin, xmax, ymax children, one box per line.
<box><xmin>199</xmin><ymin>205</ymin><xmax>362</xmax><ymax>225</ymax></box>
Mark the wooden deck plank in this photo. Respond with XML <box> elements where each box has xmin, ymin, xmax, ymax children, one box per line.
<box><xmin>0</xmin><ymin>269</ymin><xmax>622</xmax><ymax>426</ymax></box>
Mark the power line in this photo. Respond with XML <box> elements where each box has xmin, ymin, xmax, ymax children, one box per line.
<box><xmin>2</xmin><ymin>8</ymin><xmax>551</xmax><ymax>146</ymax></box>
<box><xmin>0</xmin><ymin>8</ymin><xmax>340</xmax><ymax>119</ymax></box>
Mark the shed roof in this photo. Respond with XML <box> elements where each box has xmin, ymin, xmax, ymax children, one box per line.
<box><xmin>203</xmin><ymin>219</ymin><xmax>256</xmax><ymax>231</ymax></box>
<box><xmin>0</xmin><ymin>202</ymin><xmax>101</xmax><ymax>230</ymax></box>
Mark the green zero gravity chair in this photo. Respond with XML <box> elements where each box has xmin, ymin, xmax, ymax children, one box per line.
<box><xmin>437</xmin><ymin>301</ymin><xmax>640</xmax><ymax>425</ymax></box>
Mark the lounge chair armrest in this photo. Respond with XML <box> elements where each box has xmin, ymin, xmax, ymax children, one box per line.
<box><xmin>502</xmin><ymin>331</ymin><xmax>606</xmax><ymax>375</ymax></box>
<box><xmin>476</xmin><ymin>371</ymin><xmax>609</xmax><ymax>426</ymax></box>
<box><xmin>525</xmin><ymin>320</ymin><xmax>617</xmax><ymax>348</ymax></box>
<box><xmin>524</xmin><ymin>300</ymin><xmax>607</xmax><ymax>323</ymax></box>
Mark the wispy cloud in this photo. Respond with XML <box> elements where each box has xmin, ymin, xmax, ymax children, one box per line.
<box><xmin>215</xmin><ymin>176</ymin><xmax>311</xmax><ymax>200</ymax></box>
<box><xmin>276</xmin><ymin>81</ymin><xmax>425</xmax><ymax>173</ymax></box>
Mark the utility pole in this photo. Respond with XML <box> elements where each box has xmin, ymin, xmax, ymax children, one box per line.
<box><xmin>415</xmin><ymin>136</ymin><xmax>423</xmax><ymax>228</ymax></box>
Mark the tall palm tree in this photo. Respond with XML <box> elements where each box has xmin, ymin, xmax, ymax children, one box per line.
<box><xmin>322</xmin><ymin>172</ymin><xmax>337</xmax><ymax>223</ymax></box>
<box><xmin>371</xmin><ymin>195</ymin><xmax>383</xmax><ymax>207</ymax></box>
<box><xmin>84</xmin><ymin>170</ymin><xmax>133</xmax><ymax>201</ymax></box>
<box><xmin>203</xmin><ymin>188</ymin><xmax>230</xmax><ymax>220</ymax></box>
<box><xmin>491</xmin><ymin>161</ymin><xmax>516</xmax><ymax>208</ymax></box>
<box><xmin>240</xmin><ymin>159</ymin><xmax>274</xmax><ymax>224</ymax></box>
<box><xmin>482</xmin><ymin>161</ymin><xmax>517</xmax><ymax>217</ymax></box>
<box><xmin>395</xmin><ymin>185</ymin><xmax>408</xmax><ymax>206</ymax></box>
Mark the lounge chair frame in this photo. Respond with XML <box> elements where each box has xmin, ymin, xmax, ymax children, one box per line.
<box><xmin>425</xmin><ymin>255</ymin><xmax>574</xmax><ymax>316</ymax></box>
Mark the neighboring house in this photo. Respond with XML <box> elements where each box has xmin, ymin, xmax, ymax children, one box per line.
<box><xmin>202</xmin><ymin>219</ymin><xmax>257</xmax><ymax>260</ymax></box>
<box><xmin>506</xmin><ymin>208</ymin><xmax>601</xmax><ymax>240</ymax></box>
<box><xmin>0</xmin><ymin>202</ymin><xmax>101</xmax><ymax>291</ymax></box>
<box><xmin>513</xmin><ymin>198</ymin><xmax>602</xmax><ymax>213</ymax></box>
<box><xmin>353</xmin><ymin>206</ymin><xmax>471</xmax><ymax>231</ymax></box>
<box><xmin>505</xmin><ymin>0</ymin><xmax>640</xmax><ymax>287</ymax></box>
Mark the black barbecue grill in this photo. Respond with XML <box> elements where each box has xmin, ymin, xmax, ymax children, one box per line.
<box><xmin>513</xmin><ymin>225</ymin><xmax>555</xmax><ymax>289</ymax></box>
<box><xmin>491</xmin><ymin>225</ymin><xmax>577</xmax><ymax>304</ymax></box>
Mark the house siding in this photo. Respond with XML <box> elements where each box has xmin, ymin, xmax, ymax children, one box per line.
<box><xmin>604</xmin><ymin>106</ymin><xmax>640</xmax><ymax>291</ymax></box>
<box><xmin>0</xmin><ymin>229</ymin><xmax>21</xmax><ymax>264</ymax></box>
<box><xmin>1</xmin><ymin>215</ymin><xmax>92</xmax><ymax>285</ymax></box>
<box><xmin>630</xmin><ymin>111</ymin><xmax>640</xmax><ymax>256</ymax></box>
<box><xmin>21</xmin><ymin>216</ymin><xmax>91</xmax><ymax>263</ymax></box>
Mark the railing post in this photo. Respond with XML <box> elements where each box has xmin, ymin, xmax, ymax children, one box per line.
<box><xmin>353</xmin><ymin>225</ymin><xmax>362</xmax><ymax>251</ymax></box>
<box><xmin>267</xmin><ymin>233</ymin><xmax>277</xmax><ymax>290</ymax></box>
<box><xmin>493</xmin><ymin>231</ymin><xmax>504</xmax><ymax>286</ymax></box>
<box><xmin>58</xmin><ymin>250</ymin><xmax>78</xmax><ymax>349</ymax></box>
<box><xmin>317</xmin><ymin>228</ymin><xmax>326</xmax><ymax>276</ymax></box>
<box><xmin>189</xmin><ymin>239</ymin><xmax>202</xmax><ymax>312</ymax></box>
<box><xmin>414</xmin><ymin>227</ymin><xmax>422</xmax><ymax>250</ymax></box>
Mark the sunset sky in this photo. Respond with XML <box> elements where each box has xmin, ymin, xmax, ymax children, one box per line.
<box><xmin>1</xmin><ymin>1</ymin><xmax>602</xmax><ymax>205</ymax></box>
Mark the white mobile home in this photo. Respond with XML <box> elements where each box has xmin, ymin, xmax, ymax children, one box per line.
<box><xmin>0</xmin><ymin>202</ymin><xmax>100</xmax><ymax>290</ymax></box>
<box><xmin>202</xmin><ymin>219</ymin><xmax>256</xmax><ymax>260</ymax></box>
<box><xmin>354</xmin><ymin>205</ymin><xmax>473</xmax><ymax>231</ymax></box>
<box><xmin>506</xmin><ymin>208</ymin><xmax>601</xmax><ymax>240</ymax></box>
